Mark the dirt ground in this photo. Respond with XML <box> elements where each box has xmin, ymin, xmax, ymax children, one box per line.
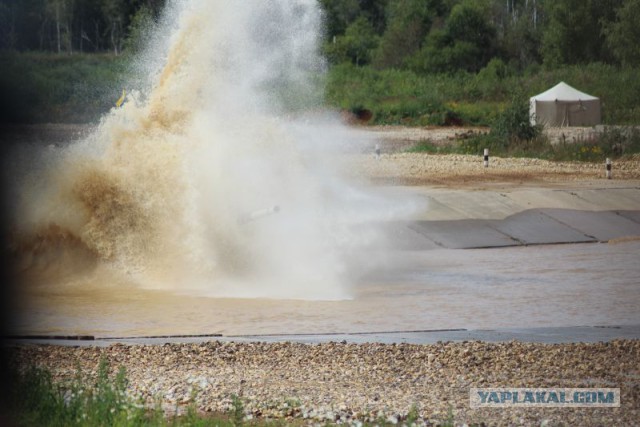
<box><xmin>350</xmin><ymin>125</ymin><xmax>640</xmax><ymax>188</ymax></box>
<box><xmin>364</xmin><ymin>124</ymin><xmax>604</xmax><ymax>147</ymax></box>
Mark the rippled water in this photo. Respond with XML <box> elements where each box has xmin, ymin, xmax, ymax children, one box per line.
<box><xmin>11</xmin><ymin>241</ymin><xmax>640</xmax><ymax>337</ymax></box>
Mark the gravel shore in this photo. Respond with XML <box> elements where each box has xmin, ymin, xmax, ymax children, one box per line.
<box><xmin>349</xmin><ymin>125</ymin><xmax>640</xmax><ymax>187</ymax></box>
<box><xmin>349</xmin><ymin>152</ymin><xmax>640</xmax><ymax>187</ymax></box>
<box><xmin>8</xmin><ymin>340</ymin><xmax>639</xmax><ymax>425</ymax></box>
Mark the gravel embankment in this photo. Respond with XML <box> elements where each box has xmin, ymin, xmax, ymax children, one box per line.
<box><xmin>8</xmin><ymin>340</ymin><xmax>639</xmax><ymax>425</ymax></box>
<box><xmin>351</xmin><ymin>125</ymin><xmax>640</xmax><ymax>187</ymax></box>
<box><xmin>349</xmin><ymin>153</ymin><xmax>640</xmax><ymax>187</ymax></box>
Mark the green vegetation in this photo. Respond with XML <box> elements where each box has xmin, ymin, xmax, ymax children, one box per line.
<box><xmin>2</xmin><ymin>52</ymin><xmax>639</xmax><ymax>129</ymax></box>
<box><xmin>5</xmin><ymin>360</ymin><xmax>443</xmax><ymax>427</ymax></box>
<box><xmin>5</xmin><ymin>358</ymin><xmax>245</xmax><ymax>426</ymax></box>
<box><xmin>326</xmin><ymin>62</ymin><xmax>640</xmax><ymax>126</ymax></box>
<box><xmin>321</xmin><ymin>0</ymin><xmax>640</xmax><ymax>71</ymax></box>
<box><xmin>410</xmin><ymin>125</ymin><xmax>640</xmax><ymax>161</ymax></box>
<box><xmin>1</xmin><ymin>0</ymin><xmax>640</xmax><ymax>160</ymax></box>
<box><xmin>0</xmin><ymin>51</ymin><xmax>127</xmax><ymax>123</ymax></box>
<box><xmin>0</xmin><ymin>0</ymin><xmax>165</xmax><ymax>55</ymax></box>
<box><xmin>322</xmin><ymin>0</ymin><xmax>640</xmax><ymax>129</ymax></box>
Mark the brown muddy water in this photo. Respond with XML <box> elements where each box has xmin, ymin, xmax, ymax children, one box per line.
<box><xmin>9</xmin><ymin>241</ymin><xmax>640</xmax><ymax>337</ymax></box>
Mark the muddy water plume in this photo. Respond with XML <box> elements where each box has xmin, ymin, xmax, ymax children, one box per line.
<box><xmin>8</xmin><ymin>0</ymin><xmax>413</xmax><ymax>302</ymax></box>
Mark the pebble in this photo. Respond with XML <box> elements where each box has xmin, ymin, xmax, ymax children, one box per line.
<box><xmin>6</xmin><ymin>340</ymin><xmax>639</xmax><ymax>426</ymax></box>
<box><xmin>350</xmin><ymin>152</ymin><xmax>640</xmax><ymax>186</ymax></box>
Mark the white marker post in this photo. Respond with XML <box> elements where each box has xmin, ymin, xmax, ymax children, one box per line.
<box><xmin>606</xmin><ymin>158</ymin><xmax>612</xmax><ymax>179</ymax></box>
<box><xmin>484</xmin><ymin>148</ymin><xmax>489</xmax><ymax>168</ymax></box>
<box><xmin>375</xmin><ymin>144</ymin><xmax>381</xmax><ymax>159</ymax></box>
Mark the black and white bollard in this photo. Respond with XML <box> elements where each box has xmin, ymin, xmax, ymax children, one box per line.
<box><xmin>606</xmin><ymin>158</ymin><xmax>612</xmax><ymax>179</ymax></box>
<box><xmin>375</xmin><ymin>144</ymin><xmax>381</xmax><ymax>159</ymax></box>
<box><xmin>483</xmin><ymin>148</ymin><xmax>489</xmax><ymax>168</ymax></box>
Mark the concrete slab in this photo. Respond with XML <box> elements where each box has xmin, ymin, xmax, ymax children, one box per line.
<box><xmin>377</xmin><ymin>222</ymin><xmax>442</xmax><ymax>250</ymax></box>
<box><xmin>542</xmin><ymin>209</ymin><xmax>640</xmax><ymax>241</ymax></box>
<box><xmin>394</xmin><ymin>208</ymin><xmax>640</xmax><ymax>249</ymax></box>
<box><xmin>490</xmin><ymin>210</ymin><xmax>595</xmax><ymax>245</ymax></box>
<box><xmin>425</xmin><ymin>190</ymin><xmax>525</xmax><ymax>220</ymax></box>
<box><xmin>409</xmin><ymin>220</ymin><xmax>518</xmax><ymax>249</ymax></box>
<box><xmin>417</xmin><ymin>196</ymin><xmax>466</xmax><ymax>221</ymax></box>
<box><xmin>398</xmin><ymin>183</ymin><xmax>640</xmax><ymax>248</ymax></box>
<box><xmin>569</xmin><ymin>188</ymin><xmax>640</xmax><ymax>211</ymax></box>
<box><xmin>617</xmin><ymin>210</ymin><xmax>640</xmax><ymax>224</ymax></box>
<box><xmin>393</xmin><ymin>185</ymin><xmax>640</xmax><ymax>226</ymax></box>
<box><xmin>492</xmin><ymin>188</ymin><xmax>601</xmax><ymax>212</ymax></box>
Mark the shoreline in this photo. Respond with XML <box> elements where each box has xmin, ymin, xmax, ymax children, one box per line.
<box><xmin>6</xmin><ymin>324</ymin><xmax>640</xmax><ymax>347</ymax></box>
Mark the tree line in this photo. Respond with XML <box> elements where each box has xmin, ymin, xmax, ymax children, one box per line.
<box><xmin>0</xmin><ymin>0</ymin><xmax>165</xmax><ymax>55</ymax></box>
<box><xmin>1</xmin><ymin>0</ymin><xmax>639</xmax><ymax>126</ymax></box>
<box><xmin>321</xmin><ymin>0</ymin><xmax>640</xmax><ymax>71</ymax></box>
<box><xmin>1</xmin><ymin>0</ymin><xmax>638</xmax><ymax>69</ymax></box>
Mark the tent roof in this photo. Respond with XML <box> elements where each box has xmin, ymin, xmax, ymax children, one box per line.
<box><xmin>531</xmin><ymin>81</ymin><xmax>599</xmax><ymax>102</ymax></box>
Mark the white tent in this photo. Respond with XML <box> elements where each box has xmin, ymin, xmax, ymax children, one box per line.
<box><xmin>530</xmin><ymin>82</ymin><xmax>601</xmax><ymax>127</ymax></box>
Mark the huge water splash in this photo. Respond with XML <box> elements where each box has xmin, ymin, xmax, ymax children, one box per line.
<box><xmin>8</xmin><ymin>0</ymin><xmax>407</xmax><ymax>300</ymax></box>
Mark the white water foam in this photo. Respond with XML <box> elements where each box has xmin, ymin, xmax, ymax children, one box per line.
<box><xmin>9</xmin><ymin>0</ymin><xmax>422</xmax><ymax>301</ymax></box>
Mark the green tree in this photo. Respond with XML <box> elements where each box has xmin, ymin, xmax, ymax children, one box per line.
<box><xmin>319</xmin><ymin>0</ymin><xmax>360</xmax><ymax>40</ymax></box>
<box><xmin>412</xmin><ymin>0</ymin><xmax>496</xmax><ymax>73</ymax></box>
<box><xmin>324</xmin><ymin>16</ymin><xmax>379</xmax><ymax>65</ymax></box>
<box><xmin>123</xmin><ymin>3</ymin><xmax>153</xmax><ymax>54</ymax></box>
<box><xmin>99</xmin><ymin>0</ymin><xmax>126</xmax><ymax>55</ymax></box>
<box><xmin>356</xmin><ymin>0</ymin><xmax>389</xmax><ymax>35</ymax></box>
<box><xmin>492</xmin><ymin>0</ymin><xmax>543</xmax><ymax>69</ymax></box>
<box><xmin>0</xmin><ymin>1</ymin><xmax>17</xmax><ymax>49</ymax></box>
<box><xmin>0</xmin><ymin>0</ymin><xmax>50</xmax><ymax>51</ymax></box>
<box><xmin>373</xmin><ymin>0</ymin><xmax>439</xmax><ymax>69</ymax></box>
<box><xmin>603</xmin><ymin>0</ymin><xmax>640</xmax><ymax>66</ymax></box>
<box><xmin>0</xmin><ymin>0</ymin><xmax>165</xmax><ymax>53</ymax></box>
<box><xmin>46</xmin><ymin>0</ymin><xmax>75</xmax><ymax>53</ymax></box>
<box><xmin>493</xmin><ymin>93</ymin><xmax>540</xmax><ymax>143</ymax></box>
<box><xmin>541</xmin><ymin>0</ymin><xmax>621</xmax><ymax>67</ymax></box>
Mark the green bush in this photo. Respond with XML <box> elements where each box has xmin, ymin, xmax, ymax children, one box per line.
<box><xmin>0</xmin><ymin>51</ymin><xmax>127</xmax><ymax>123</ymax></box>
<box><xmin>6</xmin><ymin>358</ymin><xmax>240</xmax><ymax>427</ymax></box>
<box><xmin>492</xmin><ymin>94</ymin><xmax>541</xmax><ymax>143</ymax></box>
<box><xmin>553</xmin><ymin>126</ymin><xmax>640</xmax><ymax>161</ymax></box>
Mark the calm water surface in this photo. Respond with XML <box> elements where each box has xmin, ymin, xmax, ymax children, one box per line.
<box><xmin>12</xmin><ymin>241</ymin><xmax>640</xmax><ymax>337</ymax></box>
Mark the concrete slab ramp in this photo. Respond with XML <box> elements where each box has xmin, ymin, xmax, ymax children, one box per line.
<box><xmin>383</xmin><ymin>185</ymin><xmax>640</xmax><ymax>249</ymax></box>
<box><xmin>387</xmin><ymin>208</ymin><xmax>640</xmax><ymax>249</ymax></box>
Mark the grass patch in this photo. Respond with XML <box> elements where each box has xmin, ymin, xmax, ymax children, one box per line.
<box><xmin>549</xmin><ymin>126</ymin><xmax>640</xmax><ymax>161</ymax></box>
<box><xmin>4</xmin><ymin>358</ymin><xmax>452</xmax><ymax>426</ymax></box>
<box><xmin>407</xmin><ymin>140</ymin><xmax>457</xmax><ymax>154</ymax></box>
<box><xmin>5</xmin><ymin>358</ymin><xmax>244</xmax><ymax>426</ymax></box>
<box><xmin>408</xmin><ymin>126</ymin><xmax>640</xmax><ymax>162</ymax></box>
